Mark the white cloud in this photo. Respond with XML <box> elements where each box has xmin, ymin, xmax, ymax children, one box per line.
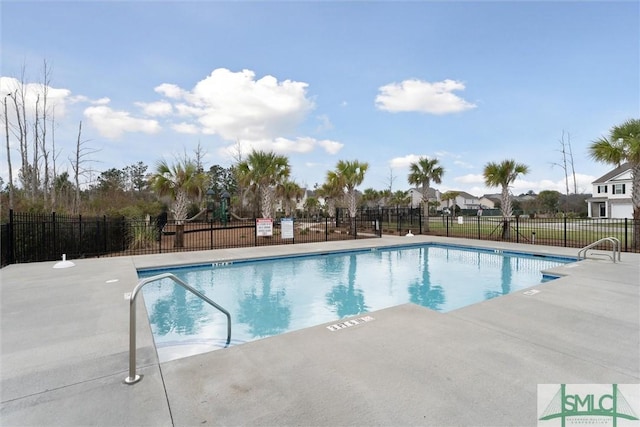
<box><xmin>273</xmin><ymin>137</ymin><xmax>316</xmax><ymax>153</ymax></box>
<box><xmin>316</xmin><ymin>114</ymin><xmax>333</xmax><ymax>132</ymax></box>
<box><xmin>216</xmin><ymin>136</ymin><xmax>343</xmax><ymax>159</ymax></box>
<box><xmin>375</xmin><ymin>79</ymin><xmax>476</xmax><ymax>114</ymax></box>
<box><xmin>0</xmin><ymin>76</ymin><xmax>73</xmax><ymax>118</ymax></box>
<box><xmin>317</xmin><ymin>139</ymin><xmax>343</xmax><ymax>155</ymax></box>
<box><xmin>156</xmin><ymin>68</ymin><xmax>314</xmax><ymax>141</ymax></box>
<box><xmin>389</xmin><ymin>154</ymin><xmax>429</xmax><ymax>169</ymax></box>
<box><xmin>84</xmin><ymin>105</ymin><xmax>161</xmax><ymax>138</ymax></box>
<box><xmin>154</xmin><ymin>83</ymin><xmax>186</xmax><ymax>99</ymax></box>
<box><xmin>93</xmin><ymin>97</ymin><xmax>110</xmax><ymax>105</ymax></box>
<box><xmin>172</xmin><ymin>122</ymin><xmax>199</xmax><ymax>134</ymax></box>
<box><xmin>453</xmin><ymin>160</ymin><xmax>474</xmax><ymax>169</ymax></box>
<box><xmin>454</xmin><ymin>174</ymin><xmax>485</xmax><ymax>185</ymax></box>
<box><xmin>135</xmin><ymin>100</ymin><xmax>173</xmax><ymax>116</ymax></box>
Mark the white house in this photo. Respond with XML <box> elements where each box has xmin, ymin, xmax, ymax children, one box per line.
<box><xmin>438</xmin><ymin>191</ymin><xmax>484</xmax><ymax>211</ymax></box>
<box><xmin>478</xmin><ymin>196</ymin><xmax>496</xmax><ymax>209</ymax></box>
<box><xmin>408</xmin><ymin>188</ymin><xmax>441</xmax><ymax>209</ymax></box>
<box><xmin>586</xmin><ymin>163</ymin><xmax>633</xmax><ymax>218</ymax></box>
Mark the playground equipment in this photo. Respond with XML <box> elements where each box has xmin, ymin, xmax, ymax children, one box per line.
<box><xmin>206</xmin><ymin>189</ymin><xmax>231</xmax><ymax>225</ymax></box>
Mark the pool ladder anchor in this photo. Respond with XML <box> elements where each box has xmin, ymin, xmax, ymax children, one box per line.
<box><xmin>124</xmin><ymin>273</ymin><xmax>232</xmax><ymax>385</ymax></box>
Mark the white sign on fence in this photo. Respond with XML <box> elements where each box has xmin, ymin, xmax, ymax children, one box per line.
<box><xmin>256</xmin><ymin>218</ymin><xmax>273</xmax><ymax>237</ymax></box>
<box><xmin>281</xmin><ymin>218</ymin><xmax>294</xmax><ymax>239</ymax></box>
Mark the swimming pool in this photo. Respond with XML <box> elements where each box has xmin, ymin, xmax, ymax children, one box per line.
<box><xmin>138</xmin><ymin>243</ymin><xmax>575</xmax><ymax>361</ymax></box>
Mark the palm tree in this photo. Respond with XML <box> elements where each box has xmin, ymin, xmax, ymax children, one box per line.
<box><xmin>238</xmin><ymin>264</ymin><xmax>291</xmax><ymax>337</ymax></box>
<box><xmin>149</xmin><ymin>159</ymin><xmax>203</xmax><ymax>247</ymax></box>
<box><xmin>277</xmin><ymin>180</ymin><xmax>304</xmax><ymax>217</ymax></box>
<box><xmin>303</xmin><ymin>196</ymin><xmax>320</xmax><ymax>219</ymax></box>
<box><xmin>408</xmin><ymin>248</ymin><xmax>445</xmax><ymax>311</ymax></box>
<box><xmin>589</xmin><ymin>118</ymin><xmax>640</xmax><ymax>249</ymax></box>
<box><xmin>407</xmin><ymin>157</ymin><xmax>444</xmax><ymax>232</ymax></box>
<box><xmin>483</xmin><ymin>159</ymin><xmax>529</xmax><ymax>239</ymax></box>
<box><xmin>378</xmin><ymin>189</ymin><xmax>392</xmax><ymax>207</ymax></box>
<box><xmin>326</xmin><ymin>255</ymin><xmax>368</xmax><ymax>317</ymax></box>
<box><xmin>236</xmin><ymin>150</ymin><xmax>291</xmax><ymax>218</ymax></box>
<box><xmin>389</xmin><ymin>190</ymin><xmax>411</xmax><ymax>207</ymax></box>
<box><xmin>360</xmin><ymin>188</ymin><xmax>380</xmax><ymax>208</ymax></box>
<box><xmin>317</xmin><ymin>179</ymin><xmax>343</xmax><ymax>218</ymax></box>
<box><xmin>441</xmin><ymin>191</ymin><xmax>460</xmax><ymax>216</ymax></box>
<box><xmin>326</xmin><ymin>160</ymin><xmax>369</xmax><ymax>235</ymax></box>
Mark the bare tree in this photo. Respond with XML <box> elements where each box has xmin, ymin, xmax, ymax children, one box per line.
<box><xmin>3</xmin><ymin>95</ymin><xmax>14</xmax><ymax>209</ymax></box>
<box><xmin>229</xmin><ymin>138</ymin><xmax>248</xmax><ymax>215</ymax></box>
<box><xmin>8</xmin><ymin>86</ymin><xmax>29</xmax><ymax>193</ymax></box>
<box><xmin>39</xmin><ymin>60</ymin><xmax>52</xmax><ymax>208</ymax></box>
<box><xmin>566</xmin><ymin>133</ymin><xmax>578</xmax><ymax>194</ymax></box>
<box><xmin>551</xmin><ymin>130</ymin><xmax>579</xmax><ymax>212</ymax></box>
<box><xmin>50</xmin><ymin>105</ymin><xmax>59</xmax><ymax>210</ymax></box>
<box><xmin>32</xmin><ymin>93</ymin><xmax>40</xmax><ymax>201</ymax></box>
<box><xmin>70</xmin><ymin>121</ymin><xmax>98</xmax><ymax>214</ymax></box>
<box><xmin>193</xmin><ymin>141</ymin><xmax>207</xmax><ymax>172</ymax></box>
<box><xmin>385</xmin><ymin>167</ymin><xmax>396</xmax><ymax>194</ymax></box>
<box><xmin>10</xmin><ymin>65</ymin><xmax>33</xmax><ymax>198</ymax></box>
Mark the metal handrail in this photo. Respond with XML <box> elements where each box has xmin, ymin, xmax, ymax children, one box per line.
<box><xmin>124</xmin><ymin>272</ymin><xmax>231</xmax><ymax>385</ymax></box>
<box><xmin>578</xmin><ymin>237</ymin><xmax>621</xmax><ymax>263</ymax></box>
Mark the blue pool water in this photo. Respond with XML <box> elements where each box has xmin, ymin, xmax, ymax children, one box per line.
<box><xmin>138</xmin><ymin>244</ymin><xmax>574</xmax><ymax>361</ymax></box>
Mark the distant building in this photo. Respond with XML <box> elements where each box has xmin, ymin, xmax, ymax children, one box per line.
<box><xmin>408</xmin><ymin>187</ymin><xmax>441</xmax><ymax>209</ymax></box>
<box><xmin>586</xmin><ymin>163</ymin><xmax>633</xmax><ymax>218</ymax></box>
<box><xmin>478</xmin><ymin>196</ymin><xmax>496</xmax><ymax>209</ymax></box>
<box><xmin>438</xmin><ymin>191</ymin><xmax>483</xmax><ymax>211</ymax></box>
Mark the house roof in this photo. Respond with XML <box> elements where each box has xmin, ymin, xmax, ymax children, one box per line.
<box><xmin>455</xmin><ymin>191</ymin><xmax>477</xmax><ymax>200</ymax></box>
<box><xmin>592</xmin><ymin>162</ymin><xmax>631</xmax><ymax>184</ymax></box>
<box><xmin>409</xmin><ymin>187</ymin><xmax>438</xmax><ymax>198</ymax></box>
<box><xmin>482</xmin><ymin>194</ymin><xmax>502</xmax><ymax>202</ymax></box>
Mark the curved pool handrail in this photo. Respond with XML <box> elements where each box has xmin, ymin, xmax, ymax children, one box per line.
<box><xmin>124</xmin><ymin>272</ymin><xmax>231</xmax><ymax>385</ymax></box>
<box><xmin>577</xmin><ymin>237</ymin><xmax>620</xmax><ymax>263</ymax></box>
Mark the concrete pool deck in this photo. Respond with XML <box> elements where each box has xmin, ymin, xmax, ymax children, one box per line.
<box><xmin>1</xmin><ymin>235</ymin><xmax>638</xmax><ymax>426</ymax></box>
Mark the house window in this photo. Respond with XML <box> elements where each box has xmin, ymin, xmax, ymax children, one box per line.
<box><xmin>597</xmin><ymin>185</ymin><xmax>607</xmax><ymax>194</ymax></box>
<box><xmin>599</xmin><ymin>203</ymin><xmax>606</xmax><ymax>217</ymax></box>
<box><xmin>613</xmin><ymin>184</ymin><xmax>626</xmax><ymax>195</ymax></box>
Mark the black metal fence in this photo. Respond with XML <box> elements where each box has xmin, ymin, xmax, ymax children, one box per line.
<box><xmin>365</xmin><ymin>206</ymin><xmax>639</xmax><ymax>253</ymax></box>
<box><xmin>1</xmin><ymin>210</ymin><xmax>382</xmax><ymax>267</ymax></box>
<box><xmin>3</xmin><ymin>208</ymin><xmax>638</xmax><ymax>267</ymax></box>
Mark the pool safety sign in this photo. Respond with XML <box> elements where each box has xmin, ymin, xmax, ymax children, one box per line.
<box><xmin>256</xmin><ymin>218</ymin><xmax>273</xmax><ymax>237</ymax></box>
<box><xmin>326</xmin><ymin>315</ymin><xmax>375</xmax><ymax>332</ymax></box>
<box><xmin>281</xmin><ymin>218</ymin><xmax>294</xmax><ymax>239</ymax></box>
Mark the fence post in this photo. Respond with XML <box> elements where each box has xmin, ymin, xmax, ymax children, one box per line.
<box><xmin>477</xmin><ymin>215</ymin><xmax>481</xmax><ymax>240</ymax></box>
<box><xmin>563</xmin><ymin>216</ymin><xmax>567</xmax><ymax>247</ymax></box>
<box><xmin>103</xmin><ymin>215</ymin><xmax>108</xmax><ymax>254</ymax></box>
<box><xmin>516</xmin><ymin>216</ymin><xmax>519</xmax><ymax>244</ymax></box>
<box><xmin>325</xmin><ymin>217</ymin><xmax>328</xmax><ymax>241</ymax></box>
<box><xmin>210</xmin><ymin>219</ymin><xmax>214</xmax><ymax>250</ymax></box>
<box><xmin>40</xmin><ymin>214</ymin><xmax>46</xmax><ymax>262</ymax></box>
<box><xmin>254</xmin><ymin>218</ymin><xmax>258</xmax><ymax>247</ymax></box>
<box><xmin>624</xmin><ymin>218</ymin><xmax>628</xmax><ymax>252</ymax></box>
<box><xmin>52</xmin><ymin>212</ymin><xmax>57</xmax><ymax>261</ymax></box>
<box><xmin>121</xmin><ymin>216</ymin><xmax>126</xmax><ymax>251</ymax></box>
<box><xmin>8</xmin><ymin>209</ymin><xmax>15</xmax><ymax>265</ymax></box>
<box><xmin>77</xmin><ymin>214</ymin><xmax>81</xmax><ymax>257</ymax></box>
<box><xmin>446</xmin><ymin>215</ymin><xmax>449</xmax><ymax>236</ymax></box>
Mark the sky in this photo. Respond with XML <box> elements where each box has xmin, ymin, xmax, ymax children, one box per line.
<box><xmin>1</xmin><ymin>1</ymin><xmax>639</xmax><ymax>198</ymax></box>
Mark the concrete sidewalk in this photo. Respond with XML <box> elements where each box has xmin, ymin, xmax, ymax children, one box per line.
<box><xmin>1</xmin><ymin>236</ymin><xmax>638</xmax><ymax>426</ymax></box>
